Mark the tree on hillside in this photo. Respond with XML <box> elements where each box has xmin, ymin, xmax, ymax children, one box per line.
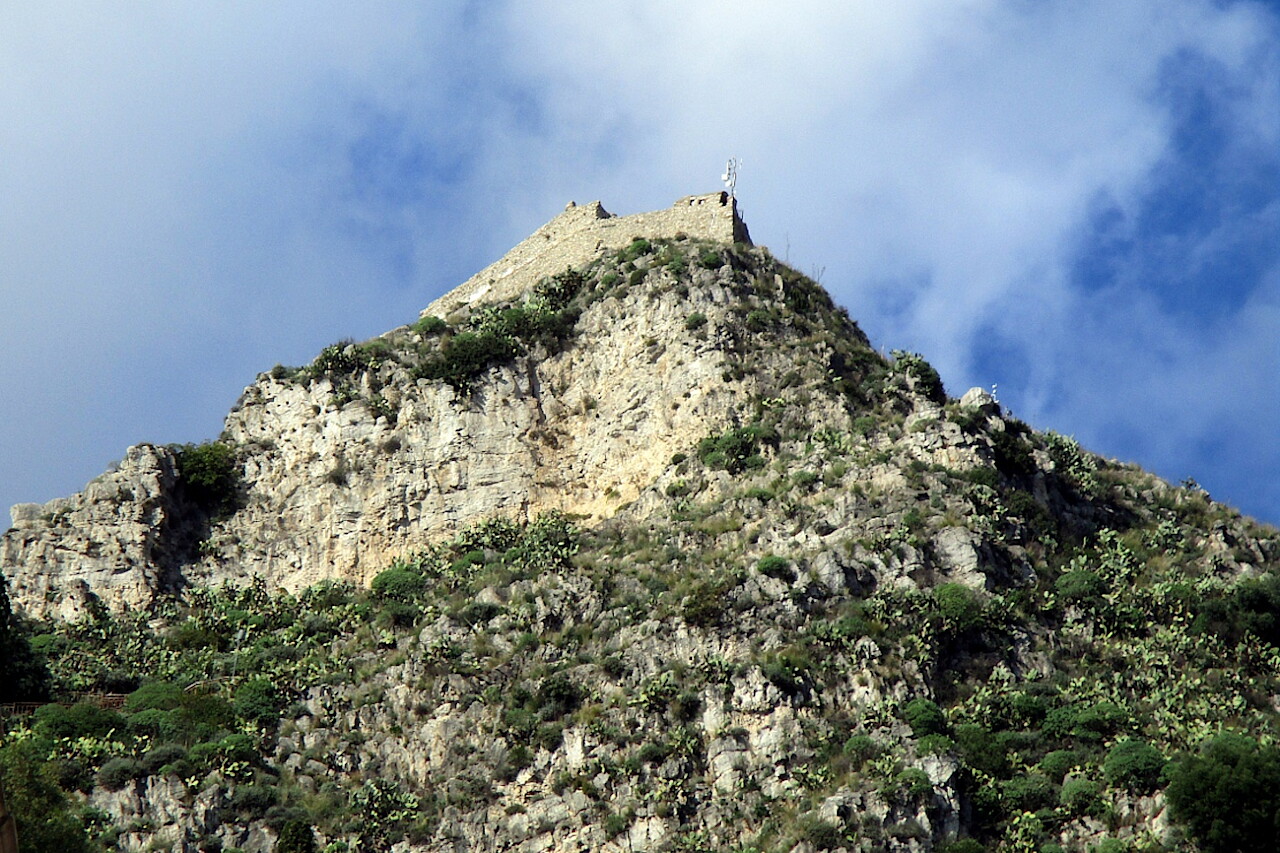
<box><xmin>0</xmin><ymin>572</ymin><xmax>48</xmax><ymax>702</ymax></box>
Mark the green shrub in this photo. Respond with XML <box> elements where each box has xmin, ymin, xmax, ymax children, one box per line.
<box><xmin>1059</xmin><ymin>777</ymin><xmax>1103</xmax><ymax>816</ymax></box>
<box><xmin>1166</xmin><ymin>733</ymin><xmax>1280</xmax><ymax>852</ymax></box>
<box><xmin>934</xmin><ymin>583</ymin><xmax>984</xmax><ymax>633</ymax></box>
<box><xmin>277</xmin><ymin>820</ymin><xmax>318</xmax><ymax>853</ymax></box>
<box><xmin>0</xmin><ymin>740</ymin><xmax>97</xmax><ymax>853</ymax></box>
<box><xmin>745</xmin><ymin>309</ymin><xmax>772</xmax><ymax>331</ymax></box>
<box><xmin>698</xmin><ymin>422</ymin><xmax>778</xmax><ymax>474</ymax></box>
<box><xmin>1192</xmin><ymin>573</ymin><xmax>1280</xmax><ymax>647</ymax></box>
<box><xmin>229</xmin><ymin>784</ymin><xmax>278</xmax><ymax>818</ymax></box>
<box><xmin>33</xmin><ymin>701</ymin><xmax>124</xmax><ymax>741</ymax></box>
<box><xmin>1001</xmin><ymin>773</ymin><xmax>1055</xmax><ymax>811</ymax></box>
<box><xmin>939</xmin><ymin>841</ymin><xmax>986</xmax><ymax>853</ymax></box>
<box><xmin>174</xmin><ymin>441</ymin><xmax>242</xmax><ymax>517</ymax></box>
<box><xmin>796</xmin><ymin>814</ymin><xmax>842</xmax><ymax>849</ymax></box>
<box><xmin>1038</xmin><ymin>749</ymin><xmax>1080</xmax><ymax>781</ymax></box>
<box><xmin>234</xmin><ymin>678</ymin><xmax>282</xmax><ymax>725</ymax></box>
<box><xmin>172</xmin><ymin>693</ymin><xmax>235</xmax><ymax>743</ymax></box>
<box><xmin>421</xmin><ymin>330</ymin><xmax>516</xmax><ymax>386</ymax></box>
<box><xmin>534</xmin><ymin>673</ymin><xmax>583</xmax><ymax>720</ymax></box>
<box><xmin>896</xmin><ymin>767</ymin><xmax>933</xmax><ymax>798</ymax></box>
<box><xmin>1073</xmin><ymin>701</ymin><xmax>1127</xmax><ymax>741</ymax></box>
<box><xmin>412</xmin><ymin>315</ymin><xmax>447</xmax><ymax>335</ymax></box>
<box><xmin>917</xmin><ymin>733</ymin><xmax>954</xmax><ymax>755</ymax></box>
<box><xmin>954</xmin><ymin>724</ymin><xmax>1009</xmax><ymax>776</ymax></box>
<box><xmin>371</xmin><ymin>566</ymin><xmax>427</xmax><ymax>602</ymax></box>
<box><xmin>0</xmin><ymin>575</ymin><xmax>49</xmax><ymax>702</ymax></box>
<box><xmin>990</xmin><ymin>427</ymin><xmax>1035</xmax><ymax>478</ymax></box>
<box><xmin>698</xmin><ymin>250</ymin><xmax>723</xmax><ymax>269</ymax></box>
<box><xmin>843</xmin><ymin>734</ymin><xmax>879</xmax><ymax>765</ymax></box>
<box><xmin>904</xmin><ymin>698</ymin><xmax>947</xmax><ymax>738</ymax></box>
<box><xmin>757</xmin><ymin>555</ymin><xmax>795</xmax><ymax>583</ymax></box>
<box><xmin>619</xmin><ymin>238</ymin><xmax>651</xmax><ymax>262</ymax></box>
<box><xmin>684</xmin><ymin>312</ymin><xmax>707</xmax><ymax>331</ymax></box>
<box><xmin>891</xmin><ymin>350</ymin><xmax>946</xmax><ymax>404</ymax></box>
<box><xmin>128</xmin><ymin>680</ymin><xmax>184</xmax><ymax>712</ymax></box>
<box><xmin>96</xmin><ymin>757</ymin><xmax>144</xmax><ymax>791</ymax></box>
<box><xmin>1055</xmin><ymin>570</ymin><xmax>1106</xmax><ymax>604</ymax></box>
<box><xmin>1104</xmin><ymin>738</ymin><xmax>1165</xmax><ymax>793</ymax></box>
<box><xmin>141</xmin><ymin>744</ymin><xmax>188</xmax><ymax>775</ymax></box>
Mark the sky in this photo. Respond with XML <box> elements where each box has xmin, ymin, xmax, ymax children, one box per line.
<box><xmin>2</xmin><ymin>1</ymin><xmax>1278</xmax><ymax>527</ymax></box>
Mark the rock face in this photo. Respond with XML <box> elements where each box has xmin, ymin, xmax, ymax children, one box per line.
<box><xmin>2</xmin><ymin>445</ymin><xmax>191</xmax><ymax>621</ymax></box>
<box><xmin>2</xmin><ymin>194</ymin><xmax>801</xmax><ymax>619</ymax></box>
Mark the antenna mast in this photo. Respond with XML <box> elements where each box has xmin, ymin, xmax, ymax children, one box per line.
<box><xmin>721</xmin><ymin>158</ymin><xmax>740</xmax><ymax>200</ymax></box>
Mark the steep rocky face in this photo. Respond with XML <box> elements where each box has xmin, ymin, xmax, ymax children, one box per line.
<box><xmin>7</xmin><ymin>197</ymin><xmax>1280</xmax><ymax>853</ymax></box>
<box><xmin>2</xmin><ymin>445</ymin><xmax>193</xmax><ymax>621</ymax></box>
<box><xmin>4</xmin><ymin>229</ymin><xmax>865</xmax><ymax>619</ymax></box>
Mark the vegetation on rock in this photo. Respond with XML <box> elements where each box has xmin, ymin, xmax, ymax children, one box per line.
<box><xmin>1</xmin><ymin>233</ymin><xmax>1278</xmax><ymax>852</ymax></box>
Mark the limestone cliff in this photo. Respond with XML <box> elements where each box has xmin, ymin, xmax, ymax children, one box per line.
<box><xmin>6</xmin><ymin>193</ymin><xmax>1280</xmax><ymax>853</ymax></box>
<box><xmin>3</xmin><ymin>195</ymin><xmax>805</xmax><ymax>621</ymax></box>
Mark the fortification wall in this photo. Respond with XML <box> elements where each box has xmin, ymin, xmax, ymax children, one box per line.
<box><xmin>423</xmin><ymin>192</ymin><xmax>751</xmax><ymax>319</ymax></box>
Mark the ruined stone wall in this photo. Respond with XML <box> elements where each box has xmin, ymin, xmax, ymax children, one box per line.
<box><xmin>423</xmin><ymin>192</ymin><xmax>751</xmax><ymax>319</ymax></box>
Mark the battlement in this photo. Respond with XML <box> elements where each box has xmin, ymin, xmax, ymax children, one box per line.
<box><xmin>424</xmin><ymin>192</ymin><xmax>751</xmax><ymax>319</ymax></box>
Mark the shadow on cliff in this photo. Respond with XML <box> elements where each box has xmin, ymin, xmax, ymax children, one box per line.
<box><xmin>154</xmin><ymin>441</ymin><xmax>247</xmax><ymax>596</ymax></box>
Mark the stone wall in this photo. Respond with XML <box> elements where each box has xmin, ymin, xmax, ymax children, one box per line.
<box><xmin>423</xmin><ymin>192</ymin><xmax>751</xmax><ymax>319</ymax></box>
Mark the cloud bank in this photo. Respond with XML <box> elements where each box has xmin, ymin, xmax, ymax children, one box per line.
<box><xmin>2</xmin><ymin>1</ymin><xmax>1277</xmax><ymax>524</ymax></box>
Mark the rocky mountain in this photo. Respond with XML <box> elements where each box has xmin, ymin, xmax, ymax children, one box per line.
<box><xmin>2</xmin><ymin>194</ymin><xmax>1279</xmax><ymax>853</ymax></box>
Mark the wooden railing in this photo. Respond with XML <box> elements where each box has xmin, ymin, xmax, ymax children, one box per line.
<box><xmin>0</xmin><ymin>692</ymin><xmax>128</xmax><ymax>718</ymax></box>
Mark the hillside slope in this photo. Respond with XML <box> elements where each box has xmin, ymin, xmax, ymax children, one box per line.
<box><xmin>2</xmin><ymin>198</ymin><xmax>1279</xmax><ymax>853</ymax></box>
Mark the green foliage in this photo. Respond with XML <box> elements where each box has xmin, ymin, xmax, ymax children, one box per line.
<box><xmin>904</xmin><ymin>698</ymin><xmax>947</xmax><ymax>738</ymax></box>
<box><xmin>618</xmin><ymin>238</ymin><xmax>651</xmax><ymax>262</ymax></box>
<box><xmin>843</xmin><ymin>734</ymin><xmax>880</xmax><ymax>766</ymax></box>
<box><xmin>697</xmin><ymin>421</ymin><xmax>778</xmax><ymax>474</ymax></box>
<box><xmin>174</xmin><ymin>440</ymin><xmax>242</xmax><ymax>518</ymax></box>
<box><xmin>1058</xmin><ymin>777</ymin><xmax>1103</xmax><ymax>816</ymax></box>
<box><xmin>1001</xmin><ymin>773</ymin><xmax>1055</xmax><ymax>811</ymax></box>
<box><xmin>0</xmin><ymin>740</ymin><xmax>97</xmax><ymax>853</ymax></box>
<box><xmin>419</xmin><ymin>330</ymin><xmax>516</xmax><ymax>386</ymax></box>
<box><xmin>698</xmin><ymin>249</ymin><xmax>723</xmax><ymax>269</ymax></box>
<box><xmin>1192</xmin><ymin>572</ymin><xmax>1280</xmax><ymax>647</ymax></box>
<box><xmin>414</xmin><ymin>273</ymin><xmax>584</xmax><ymax>388</ymax></box>
<box><xmin>234</xmin><ymin>678</ymin><xmax>282</xmax><ymax>726</ymax></box>
<box><xmin>127</xmin><ymin>680</ymin><xmax>184</xmax><ymax>712</ymax></box>
<box><xmin>939</xmin><ymin>841</ymin><xmax>986</xmax><ymax>853</ymax></box>
<box><xmin>33</xmin><ymin>702</ymin><xmax>125</xmax><ymax>741</ymax></box>
<box><xmin>896</xmin><ymin>767</ymin><xmax>933</xmax><ymax>798</ymax></box>
<box><xmin>989</xmin><ymin>424</ymin><xmax>1035</xmax><ymax>478</ymax></box>
<box><xmin>277</xmin><ymin>820</ymin><xmax>318</xmax><ymax>853</ymax></box>
<box><xmin>955</xmin><ymin>724</ymin><xmax>1009</xmax><ymax>776</ymax></box>
<box><xmin>1055</xmin><ymin>570</ymin><xmax>1105</xmax><ymax>605</ymax></box>
<box><xmin>891</xmin><ymin>350</ymin><xmax>946</xmax><ymax>404</ymax></box>
<box><xmin>1103</xmin><ymin>738</ymin><xmax>1164</xmax><ymax>793</ymax></box>
<box><xmin>1044</xmin><ymin>431</ymin><xmax>1100</xmax><ymax>496</ymax></box>
<box><xmin>371</xmin><ymin>566</ymin><xmax>428</xmax><ymax>602</ymax></box>
<box><xmin>757</xmin><ymin>555</ymin><xmax>795</xmax><ymax>583</ymax></box>
<box><xmin>95</xmin><ymin>756</ymin><xmax>144</xmax><ymax>791</ymax></box>
<box><xmin>0</xmin><ymin>572</ymin><xmax>49</xmax><ymax>701</ymax></box>
<box><xmin>934</xmin><ymin>583</ymin><xmax>984</xmax><ymax>634</ymax></box>
<box><xmin>684</xmin><ymin>312</ymin><xmax>707</xmax><ymax>331</ymax></box>
<box><xmin>1038</xmin><ymin>749</ymin><xmax>1080</xmax><ymax>781</ymax></box>
<box><xmin>1166</xmin><ymin>733</ymin><xmax>1280</xmax><ymax>852</ymax></box>
<box><xmin>411</xmin><ymin>315</ymin><xmax>447</xmax><ymax>336</ymax></box>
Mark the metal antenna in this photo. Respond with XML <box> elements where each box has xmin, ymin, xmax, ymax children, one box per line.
<box><xmin>721</xmin><ymin>158</ymin><xmax>740</xmax><ymax>200</ymax></box>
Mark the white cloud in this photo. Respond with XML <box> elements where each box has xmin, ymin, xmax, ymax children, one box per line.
<box><xmin>2</xmin><ymin>1</ymin><xmax>1278</xmax><ymax>522</ymax></box>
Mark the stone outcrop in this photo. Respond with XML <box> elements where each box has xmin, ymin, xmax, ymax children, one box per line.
<box><xmin>1</xmin><ymin>196</ymin><xmax>823</xmax><ymax>619</ymax></box>
<box><xmin>2</xmin><ymin>444</ymin><xmax>190</xmax><ymax>621</ymax></box>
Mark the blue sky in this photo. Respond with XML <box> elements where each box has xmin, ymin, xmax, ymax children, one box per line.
<box><xmin>2</xmin><ymin>1</ymin><xmax>1278</xmax><ymax>526</ymax></box>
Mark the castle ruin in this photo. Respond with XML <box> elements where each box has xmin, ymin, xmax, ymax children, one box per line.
<box><xmin>423</xmin><ymin>192</ymin><xmax>751</xmax><ymax>319</ymax></box>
